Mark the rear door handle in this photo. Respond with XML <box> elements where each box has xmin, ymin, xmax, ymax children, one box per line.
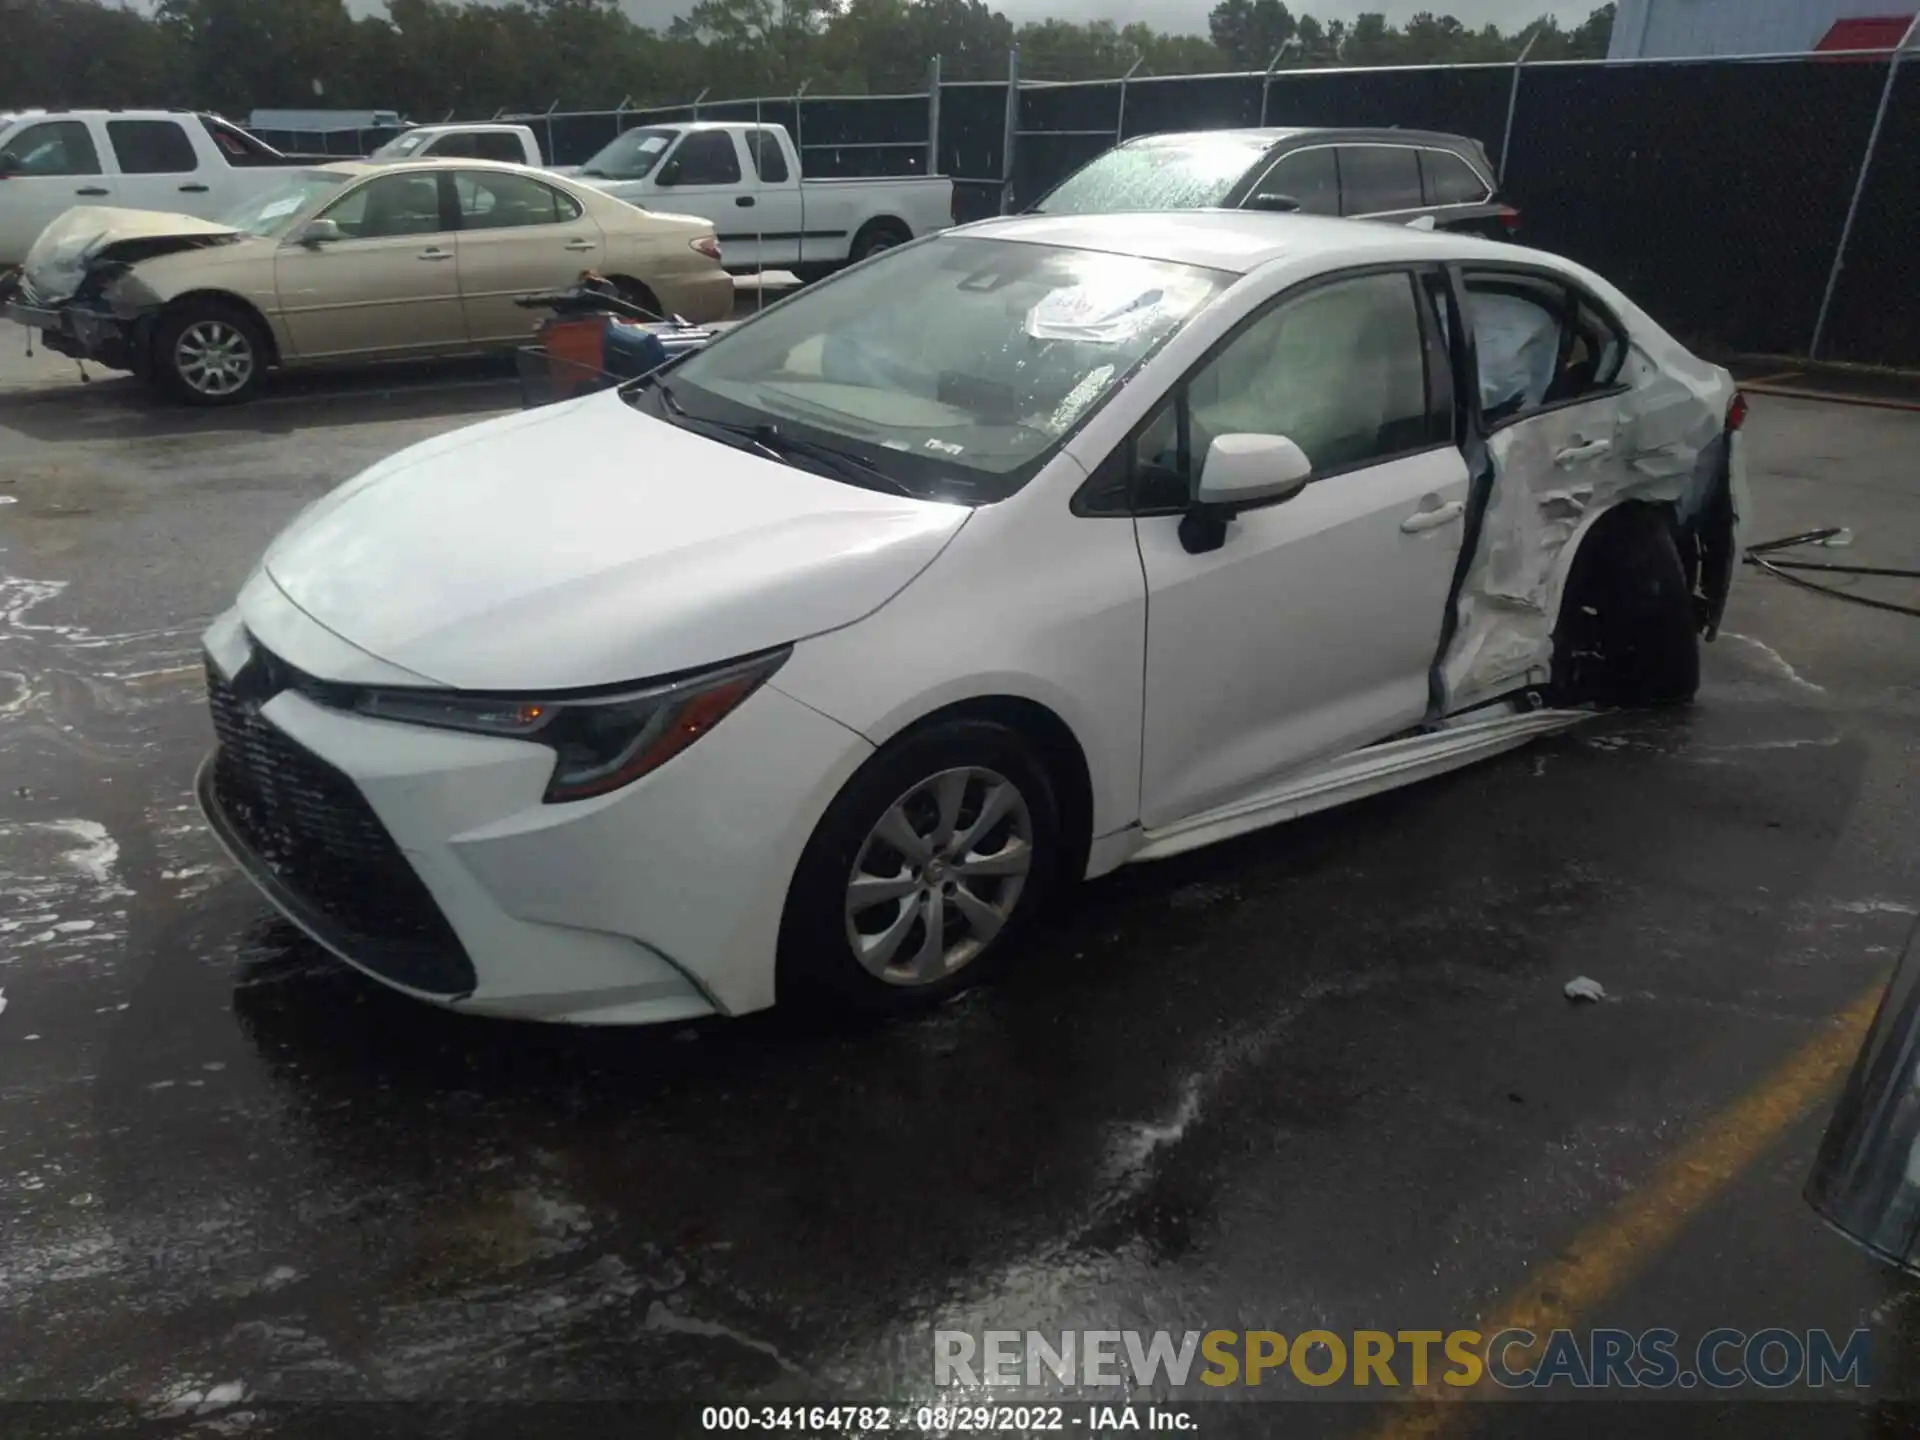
<box><xmin>76</xmin><ymin>186</ymin><xmax>109</xmax><ymax>196</ymax></box>
<box><xmin>563</xmin><ymin>238</ymin><xmax>597</xmax><ymax>251</ymax></box>
<box><xmin>1555</xmin><ymin>438</ymin><xmax>1612</xmax><ymax>464</ymax></box>
<box><xmin>417</xmin><ymin>247</ymin><xmax>453</xmax><ymax>261</ymax></box>
<box><xmin>1401</xmin><ymin>499</ymin><xmax>1465</xmax><ymax>533</ymax></box>
<box><xmin>736</xmin><ymin>195</ymin><xmax>755</xmax><ymax>207</ymax></box>
<box><xmin>179</xmin><ymin>183</ymin><xmax>210</xmax><ymax>193</ymax></box>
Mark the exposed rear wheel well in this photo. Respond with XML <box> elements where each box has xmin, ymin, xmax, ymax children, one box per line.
<box><xmin>1549</xmin><ymin>500</ymin><xmax>1700</xmax><ymax>707</ymax></box>
<box><xmin>882</xmin><ymin>696</ymin><xmax>1095</xmax><ymax>884</ymax></box>
<box><xmin>606</xmin><ymin>275</ymin><xmax>664</xmax><ymax>319</ymax></box>
<box><xmin>849</xmin><ymin>217</ymin><xmax>911</xmax><ymax>262</ymax></box>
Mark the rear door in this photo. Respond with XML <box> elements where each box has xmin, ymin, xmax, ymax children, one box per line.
<box><xmin>1337</xmin><ymin>143</ymin><xmax>1430</xmax><ymax>225</ymax></box>
<box><xmin>736</xmin><ymin>127</ymin><xmax>804</xmax><ymax>269</ymax></box>
<box><xmin>0</xmin><ymin>119</ymin><xmax>115</xmax><ymax>264</ymax></box>
<box><xmin>1438</xmin><ymin>267</ymin><xmax>1638</xmax><ymax>711</ymax></box>
<box><xmin>450</xmin><ymin>168</ymin><xmax>606</xmax><ymax>344</ymax></box>
<box><xmin>273</xmin><ymin>170</ymin><xmax>467</xmax><ymax>359</ymax></box>
<box><xmin>104</xmin><ymin>118</ymin><xmax>217</xmax><ymax>217</ymax></box>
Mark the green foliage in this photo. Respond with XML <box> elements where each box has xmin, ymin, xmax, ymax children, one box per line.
<box><xmin>0</xmin><ymin>0</ymin><xmax>1616</xmax><ymax>116</ymax></box>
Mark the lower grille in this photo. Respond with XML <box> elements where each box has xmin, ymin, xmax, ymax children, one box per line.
<box><xmin>204</xmin><ymin>653</ymin><xmax>476</xmax><ymax>997</ymax></box>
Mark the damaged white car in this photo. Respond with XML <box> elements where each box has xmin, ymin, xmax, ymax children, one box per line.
<box><xmin>197</xmin><ymin>211</ymin><xmax>1746</xmax><ymax>1026</ymax></box>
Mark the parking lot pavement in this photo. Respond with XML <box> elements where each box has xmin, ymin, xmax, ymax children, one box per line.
<box><xmin>2</xmin><ymin>333</ymin><xmax>1918</xmax><ymax>1433</ymax></box>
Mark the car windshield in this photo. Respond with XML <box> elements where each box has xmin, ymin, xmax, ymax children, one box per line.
<box><xmin>1035</xmin><ymin>134</ymin><xmax>1276</xmax><ymax>214</ymax></box>
<box><xmin>645</xmin><ymin>234</ymin><xmax>1231</xmax><ymax>504</ymax></box>
<box><xmin>369</xmin><ymin>132</ymin><xmax>433</xmax><ymax>160</ymax></box>
<box><xmin>218</xmin><ymin>171</ymin><xmax>348</xmax><ymax>235</ymax></box>
<box><xmin>578</xmin><ymin>127</ymin><xmax>679</xmax><ymax>180</ymax></box>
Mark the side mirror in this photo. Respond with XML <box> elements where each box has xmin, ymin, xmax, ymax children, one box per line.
<box><xmin>1405</xmin><ymin>215</ymin><xmax>1437</xmax><ymax>231</ymax></box>
<box><xmin>1245</xmin><ymin>193</ymin><xmax>1300</xmax><ymax>213</ymax></box>
<box><xmin>657</xmin><ymin>158</ymin><xmax>682</xmax><ymax>186</ymax></box>
<box><xmin>297</xmin><ymin>218</ymin><xmax>342</xmax><ymax>247</ymax></box>
<box><xmin>1196</xmin><ymin>432</ymin><xmax>1312</xmax><ymax>507</ymax></box>
<box><xmin>1181</xmin><ymin>433</ymin><xmax>1313</xmax><ymax>555</ymax></box>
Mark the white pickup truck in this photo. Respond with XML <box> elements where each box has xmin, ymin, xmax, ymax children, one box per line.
<box><xmin>563</xmin><ymin>121</ymin><xmax>953</xmax><ymax>276</ymax></box>
<box><xmin>367</xmin><ymin>123</ymin><xmax>545</xmax><ymax>167</ymax></box>
<box><xmin>0</xmin><ymin>109</ymin><xmax>315</xmax><ymax>268</ymax></box>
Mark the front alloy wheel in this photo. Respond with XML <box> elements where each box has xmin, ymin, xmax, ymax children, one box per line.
<box><xmin>155</xmin><ymin>305</ymin><xmax>267</xmax><ymax>406</ymax></box>
<box><xmin>845</xmin><ymin>766</ymin><xmax>1034</xmax><ymax>986</ymax></box>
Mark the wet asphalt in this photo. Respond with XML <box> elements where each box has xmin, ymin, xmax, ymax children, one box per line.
<box><xmin>2</xmin><ymin>323</ymin><xmax>1919</xmax><ymax>1438</ymax></box>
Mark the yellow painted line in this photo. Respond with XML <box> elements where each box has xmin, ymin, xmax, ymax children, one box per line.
<box><xmin>1740</xmin><ymin>369</ymin><xmax>1804</xmax><ymax>387</ymax></box>
<box><xmin>1371</xmin><ymin>984</ymin><xmax>1883</xmax><ymax>1438</ymax></box>
<box><xmin>124</xmin><ymin>665</ymin><xmax>200</xmax><ymax>688</ymax></box>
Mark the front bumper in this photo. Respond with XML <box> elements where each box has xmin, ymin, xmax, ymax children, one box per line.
<box><xmin>195</xmin><ymin>603</ymin><xmax>874</xmax><ymax>1024</ymax></box>
<box><xmin>3</xmin><ymin>298</ymin><xmax>138</xmax><ymax>369</ymax></box>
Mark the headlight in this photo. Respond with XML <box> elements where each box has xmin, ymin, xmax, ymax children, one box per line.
<box><xmin>352</xmin><ymin>649</ymin><xmax>789</xmax><ymax>804</ymax></box>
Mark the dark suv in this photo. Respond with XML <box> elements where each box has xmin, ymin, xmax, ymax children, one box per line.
<box><xmin>1028</xmin><ymin>127</ymin><xmax>1519</xmax><ymax>239</ymax></box>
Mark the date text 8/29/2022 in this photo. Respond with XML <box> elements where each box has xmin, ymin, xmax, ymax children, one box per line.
<box><xmin>700</xmin><ymin>1404</ymin><xmax>1198</xmax><ymax>1432</ymax></box>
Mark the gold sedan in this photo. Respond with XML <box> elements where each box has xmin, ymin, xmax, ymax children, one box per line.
<box><xmin>13</xmin><ymin>158</ymin><xmax>734</xmax><ymax>405</ymax></box>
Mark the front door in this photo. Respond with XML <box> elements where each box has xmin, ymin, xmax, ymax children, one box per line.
<box><xmin>273</xmin><ymin>171</ymin><xmax>466</xmax><ymax>361</ymax></box>
<box><xmin>449</xmin><ymin>169</ymin><xmax>607</xmax><ymax>345</ymax></box>
<box><xmin>1134</xmin><ymin>269</ymin><xmax>1470</xmax><ymax>829</ymax></box>
<box><xmin>647</xmin><ymin>129</ymin><xmax>790</xmax><ymax>269</ymax></box>
<box><xmin>0</xmin><ymin>119</ymin><xmax>115</xmax><ymax>265</ymax></box>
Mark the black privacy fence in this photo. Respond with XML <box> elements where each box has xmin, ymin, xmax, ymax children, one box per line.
<box><xmin>247</xmin><ymin>50</ymin><xmax>1920</xmax><ymax>367</ymax></box>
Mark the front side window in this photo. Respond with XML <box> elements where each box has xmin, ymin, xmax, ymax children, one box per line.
<box><xmin>1</xmin><ymin>120</ymin><xmax>101</xmax><ymax>176</ymax></box>
<box><xmin>1339</xmin><ymin>145</ymin><xmax>1424</xmax><ymax>215</ymax></box>
<box><xmin>650</xmin><ymin>235</ymin><xmax>1233</xmax><ymax>503</ymax></box>
<box><xmin>455</xmin><ymin>171</ymin><xmax>581</xmax><ymax>228</ymax></box>
<box><xmin>661</xmin><ymin>131</ymin><xmax>741</xmax><ymax>187</ymax></box>
<box><xmin>1463</xmin><ymin>271</ymin><xmax>1627</xmax><ymax>422</ymax></box>
<box><xmin>1034</xmin><ymin>134</ymin><xmax>1276</xmax><ymax>215</ymax></box>
<box><xmin>1248</xmin><ymin>147</ymin><xmax>1339</xmax><ymax>216</ymax></box>
<box><xmin>319</xmin><ymin>173</ymin><xmax>447</xmax><ymax>239</ymax></box>
<box><xmin>578</xmin><ymin>126</ymin><xmax>678</xmax><ymax>181</ymax></box>
<box><xmin>107</xmin><ymin>119</ymin><xmax>197</xmax><ymax>175</ymax></box>
<box><xmin>1421</xmin><ymin>149</ymin><xmax>1491</xmax><ymax>206</ymax></box>
<box><xmin>1128</xmin><ymin>271</ymin><xmax>1438</xmax><ymax>511</ymax></box>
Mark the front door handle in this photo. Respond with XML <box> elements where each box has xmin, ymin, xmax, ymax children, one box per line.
<box><xmin>1401</xmin><ymin>499</ymin><xmax>1466</xmax><ymax>533</ymax></box>
<box><xmin>1555</xmin><ymin>438</ymin><xmax>1612</xmax><ymax>465</ymax></box>
<box><xmin>76</xmin><ymin>186</ymin><xmax>109</xmax><ymax>196</ymax></box>
<box><xmin>563</xmin><ymin>238</ymin><xmax>597</xmax><ymax>251</ymax></box>
<box><xmin>736</xmin><ymin>195</ymin><xmax>755</xmax><ymax>207</ymax></box>
<box><xmin>417</xmin><ymin>247</ymin><xmax>453</xmax><ymax>261</ymax></box>
<box><xmin>179</xmin><ymin>183</ymin><xmax>210</xmax><ymax>193</ymax></box>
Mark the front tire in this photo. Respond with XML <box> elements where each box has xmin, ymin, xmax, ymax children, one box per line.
<box><xmin>1549</xmin><ymin>504</ymin><xmax>1700</xmax><ymax>707</ymax></box>
<box><xmin>153</xmin><ymin>302</ymin><xmax>268</xmax><ymax>406</ymax></box>
<box><xmin>778</xmin><ymin>719</ymin><xmax>1060</xmax><ymax>1014</ymax></box>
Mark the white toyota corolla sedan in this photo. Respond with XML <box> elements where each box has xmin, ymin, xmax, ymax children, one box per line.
<box><xmin>197</xmin><ymin>210</ymin><xmax>1748</xmax><ymax>1025</ymax></box>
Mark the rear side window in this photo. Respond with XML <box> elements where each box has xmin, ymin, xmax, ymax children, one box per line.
<box><xmin>1248</xmin><ymin>147</ymin><xmax>1338</xmax><ymax>215</ymax></box>
<box><xmin>455</xmin><ymin>171</ymin><xmax>582</xmax><ymax>228</ymax></box>
<box><xmin>199</xmin><ymin>116</ymin><xmax>285</xmax><ymax>167</ymax></box>
<box><xmin>662</xmin><ymin>131</ymin><xmax>741</xmax><ymax>186</ymax></box>
<box><xmin>1463</xmin><ymin>271</ymin><xmax>1627</xmax><ymax>422</ymax></box>
<box><xmin>107</xmin><ymin>119</ymin><xmax>197</xmax><ymax>175</ymax></box>
<box><xmin>1421</xmin><ymin>149</ymin><xmax>1491</xmax><ymax>206</ymax></box>
<box><xmin>746</xmin><ymin>128</ymin><xmax>788</xmax><ymax>183</ymax></box>
<box><xmin>1339</xmin><ymin>145</ymin><xmax>1423</xmax><ymax>215</ymax></box>
<box><xmin>2</xmin><ymin>119</ymin><xmax>101</xmax><ymax>176</ymax></box>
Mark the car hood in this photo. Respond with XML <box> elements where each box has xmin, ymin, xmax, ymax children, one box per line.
<box><xmin>20</xmin><ymin>206</ymin><xmax>242</xmax><ymax>304</ymax></box>
<box><xmin>262</xmin><ymin>391</ymin><xmax>971</xmax><ymax>691</ymax></box>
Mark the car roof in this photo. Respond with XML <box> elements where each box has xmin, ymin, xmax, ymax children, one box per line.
<box><xmin>955</xmin><ymin>208</ymin><xmax>1525</xmax><ymax>276</ymax></box>
<box><xmin>1120</xmin><ymin>125</ymin><xmax>1482</xmax><ymax>152</ymax></box>
<box><xmin>318</xmin><ymin>157</ymin><xmax>550</xmax><ymax>177</ymax></box>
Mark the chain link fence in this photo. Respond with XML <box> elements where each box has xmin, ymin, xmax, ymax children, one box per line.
<box><xmin>248</xmin><ymin>39</ymin><xmax>1920</xmax><ymax>367</ymax></box>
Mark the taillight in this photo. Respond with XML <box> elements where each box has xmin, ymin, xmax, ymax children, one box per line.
<box><xmin>1727</xmin><ymin>391</ymin><xmax>1749</xmax><ymax>431</ymax></box>
<box><xmin>689</xmin><ymin>235</ymin><xmax>721</xmax><ymax>262</ymax></box>
<box><xmin>1498</xmin><ymin>205</ymin><xmax>1521</xmax><ymax>234</ymax></box>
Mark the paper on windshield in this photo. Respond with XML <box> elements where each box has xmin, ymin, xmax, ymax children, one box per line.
<box><xmin>637</xmin><ymin>135</ymin><xmax>669</xmax><ymax>154</ymax></box>
<box><xmin>256</xmin><ymin>195</ymin><xmax>305</xmax><ymax>221</ymax></box>
<box><xmin>1025</xmin><ymin>281</ymin><xmax>1172</xmax><ymax>345</ymax></box>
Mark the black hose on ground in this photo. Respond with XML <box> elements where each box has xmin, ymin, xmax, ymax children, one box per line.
<box><xmin>1743</xmin><ymin>528</ymin><xmax>1920</xmax><ymax>618</ymax></box>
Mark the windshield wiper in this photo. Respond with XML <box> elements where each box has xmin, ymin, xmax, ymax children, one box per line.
<box><xmin>654</xmin><ymin>383</ymin><xmax>917</xmax><ymax>497</ymax></box>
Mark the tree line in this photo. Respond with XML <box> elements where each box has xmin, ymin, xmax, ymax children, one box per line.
<box><xmin>1</xmin><ymin>0</ymin><xmax>1615</xmax><ymax>121</ymax></box>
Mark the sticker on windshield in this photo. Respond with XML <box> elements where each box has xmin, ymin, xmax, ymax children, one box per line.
<box><xmin>1025</xmin><ymin>282</ymin><xmax>1168</xmax><ymax>344</ymax></box>
<box><xmin>258</xmin><ymin>195</ymin><xmax>305</xmax><ymax>220</ymax></box>
<box><xmin>637</xmin><ymin>135</ymin><xmax>669</xmax><ymax>154</ymax></box>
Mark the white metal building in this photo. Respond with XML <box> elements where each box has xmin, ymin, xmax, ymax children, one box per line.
<box><xmin>1608</xmin><ymin>0</ymin><xmax>1917</xmax><ymax>58</ymax></box>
